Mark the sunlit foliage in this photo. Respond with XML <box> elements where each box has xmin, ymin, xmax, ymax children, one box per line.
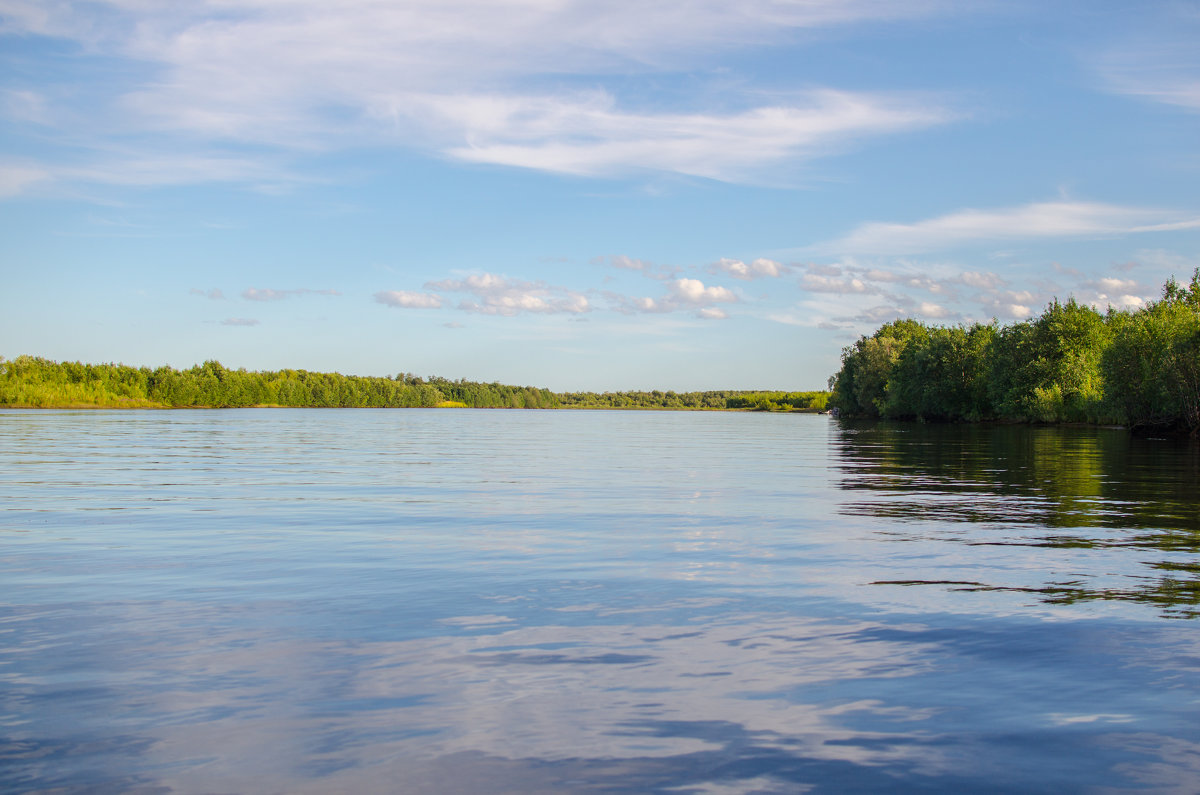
<box><xmin>0</xmin><ymin>358</ymin><xmax>559</xmax><ymax>409</ymax></box>
<box><xmin>0</xmin><ymin>359</ymin><xmax>832</xmax><ymax>413</ymax></box>
<box><xmin>829</xmin><ymin>270</ymin><xmax>1200</xmax><ymax>433</ymax></box>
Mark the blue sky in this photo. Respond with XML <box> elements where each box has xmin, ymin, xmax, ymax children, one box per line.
<box><xmin>2</xmin><ymin>0</ymin><xmax>1198</xmax><ymax>391</ymax></box>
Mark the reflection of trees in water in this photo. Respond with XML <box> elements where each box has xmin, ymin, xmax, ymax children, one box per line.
<box><xmin>835</xmin><ymin>420</ymin><xmax>1200</xmax><ymax>617</ymax></box>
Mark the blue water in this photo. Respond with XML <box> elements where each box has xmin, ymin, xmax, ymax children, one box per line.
<box><xmin>2</xmin><ymin>409</ymin><xmax>1199</xmax><ymax>793</ymax></box>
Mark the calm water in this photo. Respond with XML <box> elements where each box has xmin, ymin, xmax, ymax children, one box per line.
<box><xmin>2</xmin><ymin>409</ymin><xmax>1200</xmax><ymax>793</ymax></box>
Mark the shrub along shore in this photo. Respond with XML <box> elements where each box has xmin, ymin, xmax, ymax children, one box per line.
<box><xmin>0</xmin><ymin>356</ymin><xmax>828</xmax><ymax>413</ymax></box>
<box><xmin>829</xmin><ymin>270</ymin><xmax>1200</xmax><ymax>434</ymax></box>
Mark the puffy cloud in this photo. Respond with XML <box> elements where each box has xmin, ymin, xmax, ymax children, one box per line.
<box><xmin>426</xmin><ymin>272</ymin><xmax>590</xmax><ymax>316</ymax></box>
<box><xmin>710</xmin><ymin>257</ymin><xmax>786</xmax><ymax>280</ymax></box>
<box><xmin>1091</xmin><ymin>277</ymin><xmax>1138</xmax><ymax>292</ymax></box>
<box><xmin>374</xmin><ymin>290</ymin><xmax>444</xmax><ymax>309</ymax></box>
<box><xmin>669</xmin><ymin>277</ymin><xmax>737</xmax><ymax>305</ymax></box>
<box><xmin>916</xmin><ymin>301</ymin><xmax>952</xmax><ymax>318</ymax></box>
<box><xmin>607</xmin><ymin>276</ymin><xmax>738</xmax><ymax>319</ymax></box>
<box><xmin>242</xmin><ymin>287</ymin><xmax>341</xmax><ymax>301</ymax></box>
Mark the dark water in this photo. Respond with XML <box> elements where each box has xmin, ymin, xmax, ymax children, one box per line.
<box><xmin>2</xmin><ymin>410</ymin><xmax>1199</xmax><ymax>793</ymax></box>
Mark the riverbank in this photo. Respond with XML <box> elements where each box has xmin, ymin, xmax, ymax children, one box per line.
<box><xmin>0</xmin><ymin>355</ymin><xmax>828</xmax><ymax>413</ymax></box>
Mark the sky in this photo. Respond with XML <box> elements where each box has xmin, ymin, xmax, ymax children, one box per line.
<box><xmin>2</xmin><ymin>0</ymin><xmax>1199</xmax><ymax>391</ymax></box>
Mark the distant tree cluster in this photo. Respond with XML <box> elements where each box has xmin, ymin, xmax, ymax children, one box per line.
<box><xmin>0</xmin><ymin>358</ymin><xmax>559</xmax><ymax>409</ymax></box>
<box><xmin>556</xmin><ymin>390</ymin><xmax>740</xmax><ymax>410</ymax></box>
<box><xmin>829</xmin><ymin>270</ymin><xmax>1200</xmax><ymax>433</ymax></box>
<box><xmin>553</xmin><ymin>390</ymin><xmax>828</xmax><ymax>411</ymax></box>
<box><xmin>725</xmin><ymin>391</ymin><xmax>829</xmax><ymax>412</ymax></box>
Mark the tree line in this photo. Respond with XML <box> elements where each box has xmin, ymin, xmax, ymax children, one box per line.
<box><xmin>829</xmin><ymin>270</ymin><xmax>1200</xmax><ymax>433</ymax></box>
<box><xmin>0</xmin><ymin>358</ymin><xmax>559</xmax><ymax>409</ymax></box>
<box><xmin>0</xmin><ymin>358</ymin><xmax>831</xmax><ymax>412</ymax></box>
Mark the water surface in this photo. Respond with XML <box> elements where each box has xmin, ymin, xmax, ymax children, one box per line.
<box><xmin>2</xmin><ymin>410</ymin><xmax>1199</xmax><ymax>793</ymax></box>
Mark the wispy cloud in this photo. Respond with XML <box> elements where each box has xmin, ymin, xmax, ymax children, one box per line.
<box><xmin>437</xmin><ymin>90</ymin><xmax>953</xmax><ymax>182</ymax></box>
<box><xmin>821</xmin><ymin>200</ymin><xmax>1200</xmax><ymax>256</ymax></box>
<box><xmin>242</xmin><ymin>288</ymin><xmax>341</xmax><ymax>301</ymax></box>
<box><xmin>221</xmin><ymin>317</ymin><xmax>259</xmax><ymax>327</ymax></box>
<box><xmin>597</xmin><ymin>254</ymin><xmax>680</xmax><ymax>280</ymax></box>
<box><xmin>189</xmin><ymin>288</ymin><xmax>226</xmax><ymax>300</ymax></box>
<box><xmin>1093</xmin><ymin>9</ymin><xmax>1200</xmax><ymax>113</ymax></box>
<box><xmin>0</xmin><ymin>0</ymin><xmax>965</xmax><ymax>194</ymax></box>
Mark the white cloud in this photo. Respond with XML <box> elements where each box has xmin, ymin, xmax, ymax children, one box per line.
<box><xmin>221</xmin><ymin>317</ymin><xmax>260</xmax><ymax>326</ymax></box>
<box><xmin>242</xmin><ymin>287</ymin><xmax>341</xmax><ymax>301</ymax></box>
<box><xmin>821</xmin><ymin>201</ymin><xmax>1200</xmax><ymax>256</ymax></box>
<box><xmin>668</xmin><ymin>277</ymin><xmax>737</xmax><ymax>305</ymax></box>
<box><xmin>439</xmin><ymin>91</ymin><xmax>952</xmax><ymax>182</ymax></box>
<box><xmin>374</xmin><ymin>290</ymin><xmax>444</xmax><ymax>309</ymax></box>
<box><xmin>606</xmin><ymin>276</ymin><xmax>738</xmax><ymax>318</ymax></box>
<box><xmin>711</xmin><ymin>257</ymin><xmax>786</xmax><ymax>280</ymax></box>
<box><xmin>0</xmin><ymin>0</ymin><xmax>963</xmax><ymax>190</ymax></box>
<box><xmin>426</xmin><ymin>272</ymin><xmax>590</xmax><ymax>316</ymax></box>
<box><xmin>1091</xmin><ymin>277</ymin><xmax>1137</xmax><ymax>293</ymax></box>
<box><xmin>916</xmin><ymin>301</ymin><xmax>952</xmax><ymax>318</ymax></box>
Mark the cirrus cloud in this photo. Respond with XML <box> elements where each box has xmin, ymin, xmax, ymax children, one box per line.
<box><xmin>0</xmin><ymin>0</ymin><xmax>965</xmax><ymax>194</ymax></box>
<box><xmin>821</xmin><ymin>200</ymin><xmax>1200</xmax><ymax>256</ymax></box>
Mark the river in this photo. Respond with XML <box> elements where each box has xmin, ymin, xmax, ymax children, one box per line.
<box><xmin>2</xmin><ymin>409</ymin><xmax>1199</xmax><ymax>792</ymax></box>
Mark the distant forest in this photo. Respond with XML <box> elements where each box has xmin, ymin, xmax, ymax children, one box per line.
<box><xmin>829</xmin><ymin>270</ymin><xmax>1200</xmax><ymax>433</ymax></box>
<box><xmin>0</xmin><ymin>356</ymin><xmax>828</xmax><ymax>413</ymax></box>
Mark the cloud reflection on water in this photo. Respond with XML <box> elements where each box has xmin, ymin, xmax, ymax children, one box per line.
<box><xmin>4</xmin><ymin>598</ymin><xmax>956</xmax><ymax>793</ymax></box>
<box><xmin>832</xmin><ymin>421</ymin><xmax>1200</xmax><ymax>618</ymax></box>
